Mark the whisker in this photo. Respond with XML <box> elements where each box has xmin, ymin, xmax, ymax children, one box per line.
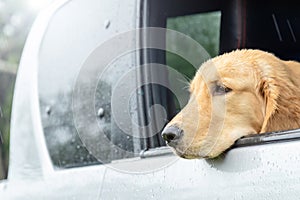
<box><xmin>182</xmin><ymin>74</ymin><xmax>192</xmax><ymax>82</ymax></box>
<box><xmin>176</xmin><ymin>78</ymin><xmax>190</xmax><ymax>91</ymax></box>
<box><xmin>177</xmin><ymin>78</ymin><xmax>189</xmax><ymax>85</ymax></box>
<box><xmin>182</xmin><ymin>85</ymin><xmax>190</xmax><ymax>91</ymax></box>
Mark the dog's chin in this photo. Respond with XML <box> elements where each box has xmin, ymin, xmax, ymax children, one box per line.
<box><xmin>176</xmin><ymin>152</ymin><xmax>219</xmax><ymax>159</ymax></box>
<box><xmin>178</xmin><ymin>154</ymin><xmax>201</xmax><ymax>159</ymax></box>
<box><xmin>169</xmin><ymin>146</ymin><xmax>220</xmax><ymax>159</ymax></box>
<box><xmin>170</xmin><ymin>148</ymin><xmax>201</xmax><ymax>159</ymax></box>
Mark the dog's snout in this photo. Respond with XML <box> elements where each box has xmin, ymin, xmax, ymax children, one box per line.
<box><xmin>161</xmin><ymin>125</ymin><xmax>183</xmax><ymax>143</ymax></box>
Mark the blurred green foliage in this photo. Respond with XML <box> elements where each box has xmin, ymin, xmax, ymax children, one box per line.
<box><xmin>0</xmin><ymin>0</ymin><xmax>44</xmax><ymax>179</ymax></box>
<box><xmin>167</xmin><ymin>11</ymin><xmax>221</xmax><ymax>77</ymax></box>
<box><xmin>0</xmin><ymin>73</ymin><xmax>14</xmax><ymax>179</ymax></box>
<box><xmin>0</xmin><ymin>1</ymin><xmax>36</xmax><ymax>64</ymax></box>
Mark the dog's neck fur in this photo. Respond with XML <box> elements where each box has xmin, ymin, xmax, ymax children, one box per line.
<box><xmin>262</xmin><ymin>61</ymin><xmax>300</xmax><ymax>133</ymax></box>
<box><xmin>264</xmin><ymin>91</ymin><xmax>300</xmax><ymax>133</ymax></box>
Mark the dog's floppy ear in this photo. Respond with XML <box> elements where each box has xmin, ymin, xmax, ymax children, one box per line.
<box><xmin>258</xmin><ymin>60</ymin><xmax>300</xmax><ymax>133</ymax></box>
<box><xmin>259</xmin><ymin>74</ymin><xmax>280</xmax><ymax>133</ymax></box>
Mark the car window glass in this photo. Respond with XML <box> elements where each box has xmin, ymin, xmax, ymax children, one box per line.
<box><xmin>38</xmin><ymin>1</ymin><xmax>140</xmax><ymax>168</ymax></box>
<box><xmin>166</xmin><ymin>11</ymin><xmax>221</xmax><ymax>111</ymax></box>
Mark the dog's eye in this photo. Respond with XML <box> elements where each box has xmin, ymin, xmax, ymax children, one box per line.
<box><xmin>214</xmin><ymin>85</ymin><xmax>232</xmax><ymax>95</ymax></box>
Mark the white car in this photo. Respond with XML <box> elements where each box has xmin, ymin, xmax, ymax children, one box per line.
<box><xmin>1</xmin><ymin>0</ymin><xmax>300</xmax><ymax>199</ymax></box>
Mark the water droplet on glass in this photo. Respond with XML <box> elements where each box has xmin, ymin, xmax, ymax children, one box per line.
<box><xmin>45</xmin><ymin>106</ymin><xmax>51</xmax><ymax>116</ymax></box>
<box><xmin>137</xmin><ymin>90</ymin><xmax>144</xmax><ymax>95</ymax></box>
<box><xmin>97</xmin><ymin>107</ymin><xmax>105</xmax><ymax>118</ymax></box>
<box><xmin>104</xmin><ymin>20</ymin><xmax>110</xmax><ymax>29</ymax></box>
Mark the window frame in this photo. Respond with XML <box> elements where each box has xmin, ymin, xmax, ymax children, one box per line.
<box><xmin>137</xmin><ymin>0</ymin><xmax>223</xmax><ymax>152</ymax></box>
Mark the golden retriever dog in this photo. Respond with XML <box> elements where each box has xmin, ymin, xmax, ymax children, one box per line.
<box><xmin>162</xmin><ymin>49</ymin><xmax>300</xmax><ymax>159</ymax></box>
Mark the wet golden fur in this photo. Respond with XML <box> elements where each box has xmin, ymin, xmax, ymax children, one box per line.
<box><xmin>165</xmin><ymin>49</ymin><xmax>300</xmax><ymax>159</ymax></box>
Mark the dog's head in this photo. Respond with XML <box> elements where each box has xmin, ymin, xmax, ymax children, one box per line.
<box><xmin>162</xmin><ymin>49</ymin><xmax>300</xmax><ymax>159</ymax></box>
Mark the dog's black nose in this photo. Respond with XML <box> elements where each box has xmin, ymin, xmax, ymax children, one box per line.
<box><xmin>161</xmin><ymin>125</ymin><xmax>183</xmax><ymax>143</ymax></box>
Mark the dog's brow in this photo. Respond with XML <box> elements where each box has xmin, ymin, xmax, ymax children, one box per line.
<box><xmin>210</xmin><ymin>80</ymin><xmax>221</xmax><ymax>85</ymax></box>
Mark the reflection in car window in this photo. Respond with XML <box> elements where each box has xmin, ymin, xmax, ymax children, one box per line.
<box><xmin>166</xmin><ymin>11</ymin><xmax>221</xmax><ymax>111</ymax></box>
<box><xmin>39</xmin><ymin>49</ymin><xmax>143</xmax><ymax>167</ymax></box>
<box><xmin>37</xmin><ymin>0</ymin><xmax>143</xmax><ymax>168</ymax></box>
